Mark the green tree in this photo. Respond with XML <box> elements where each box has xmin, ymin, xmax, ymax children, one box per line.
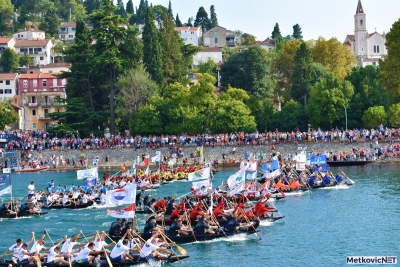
<box><xmin>126</xmin><ymin>0</ymin><xmax>134</xmax><ymax>14</ymax></box>
<box><xmin>0</xmin><ymin>48</ymin><xmax>19</xmax><ymax>73</ymax></box>
<box><xmin>39</xmin><ymin>7</ymin><xmax>60</xmax><ymax>36</ymax></box>
<box><xmin>187</xmin><ymin>17</ymin><xmax>193</xmax><ymax>27</ymax></box>
<box><xmin>210</xmin><ymin>86</ymin><xmax>256</xmax><ymax>133</ymax></box>
<box><xmin>116</xmin><ymin>65</ymin><xmax>159</xmax><ymax>130</ymax></box>
<box><xmin>194</xmin><ymin>6</ymin><xmax>210</xmax><ymax>32</ymax></box>
<box><xmin>115</xmin><ymin>0</ymin><xmax>126</xmax><ymax>17</ymax></box>
<box><xmin>362</xmin><ymin>106</ymin><xmax>387</xmax><ymax>128</ymax></box>
<box><xmin>132</xmin><ymin>97</ymin><xmax>164</xmax><ymax>134</ymax></box>
<box><xmin>345</xmin><ymin>65</ymin><xmax>391</xmax><ymax>129</ymax></box>
<box><xmin>89</xmin><ymin>0</ymin><xmax>127</xmax><ymax>135</ymax></box>
<box><xmin>19</xmin><ymin>54</ymin><xmax>34</xmax><ymax>68</ymax></box>
<box><xmin>142</xmin><ymin>7</ymin><xmax>163</xmax><ymax>88</ymax></box>
<box><xmin>197</xmin><ymin>58</ymin><xmax>216</xmax><ymax>77</ymax></box>
<box><xmin>291</xmin><ymin>42</ymin><xmax>313</xmax><ymax>107</ymax></box>
<box><xmin>210</xmin><ymin>5</ymin><xmax>218</xmax><ymax>28</ymax></box>
<box><xmin>270</xmin><ymin>100</ymin><xmax>308</xmax><ymax>132</ymax></box>
<box><xmin>135</xmin><ymin>0</ymin><xmax>147</xmax><ymax>24</ymax></box>
<box><xmin>167</xmin><ymin>0</ymin><xmax>173</xmax><ymax>20</ymax></box>
<box><xmin>242</xmin><ymin>35</ymin><xmax>256</xmax><ymax>45</ymax></box>
<box><xmin>313</xmin><ymin>37</ymin><xmax>357</xmax><ymax>80</ymax></box>
<box><xmin>221</xmin><ymin>46</ymin><xmax>274</xmax><ymax>98</ymax></box>
<box><xmin>271</xmin><ymin>23</ymin><xmax>282</xmax><ymax>39</ymax></box>
<box><xmin>175</xmin><ymin>13</ymin><xmax>182</xmax><ymax>27</ymax></box>
<box><xmin>0</xmin><ymin>101</ymin><xmax>19</xmax><ymax>130</ymax></box>
<box><xmin>246</xmin><ymin>96</ymin><xmax>274</xmax><ymax>132</ymax></box>
<box><xmin>307</xmin><ymin>73</ymin><xmax>354</xmax><ymax>128</ymax></box>
<box><xmin>84</xmin><ymin>0</ymin><xmax>101</xmax><ymax>14</ymax></box>
<box><xmin>378</xmin><ymin>19</ymin><xmax>400</xmax><ymax>102</ymax></box>
<box><xmin>388</xmin><ymin>103</ymin><xmax>400</xmax><ymax>127</ymax></box>
<box><xmin>120</xmin><ymin>26</ymin><xmax>143</xmax><ymax>69</ymax></box>
<box><xmin>0</xmin><ymin>0</ymin><xmax>14</xmax><ymax>34</ymax></box>
<box><xmin>292</xmin><ymin>24</ymin><xmax>303</xmax><ymax>40</ymax></box>
<box><xmin>152</xmin><ymin>5</ymin><xmax>168</xmax><ymax>22</ymax></box>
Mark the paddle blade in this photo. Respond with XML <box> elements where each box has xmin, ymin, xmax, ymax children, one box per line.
<box><xmin>177</xmin><ymin>246</ymin><xmax>188</xmax><ymax>256</ymax></box>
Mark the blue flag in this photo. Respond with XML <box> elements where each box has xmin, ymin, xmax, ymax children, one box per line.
<box><xmin>261</xmin><ymin>163</ymin><xmax>269</xmax><ymax>172</ymax></box>
<box><xmin>262</xmin><ymin>160</ymin><xmax>279</xmax><ymax>171</ymax></box>
<box><xmin>310</xmin><ymin>155</ymin><xmax>327</xmax><ymax>165</ymax></box>
<box><xmin>270</xmin><ymin>160</ymin><xmax>279</xmax><ymax>171</ymax></box>
<box><xmin>0</xmin><ymin>174</ymin><xmax>11</xmax><ymax>187</ymax></box>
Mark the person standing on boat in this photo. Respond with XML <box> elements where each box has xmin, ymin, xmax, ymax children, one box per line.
<box><xmin>27</xmin><ymin>181</ymin><xmax>35</xmax><ymax>199</ymax></box>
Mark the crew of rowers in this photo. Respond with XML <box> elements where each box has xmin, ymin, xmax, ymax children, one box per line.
<box><xmin>3</xmin><ymin>229</ymin><xmax>177</xmax><ymax>265</ymax></box>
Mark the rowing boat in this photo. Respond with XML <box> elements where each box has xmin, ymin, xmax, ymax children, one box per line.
<box><xmin>14</xmin><ymin>166</ymin><xmax>49</xmax><ymax>173</ymax></box>
<box><xmin>0</xmin><ymin>211</ymin><xmax>47</xmax><ymax>219</ymax></box>
<box><xmin>41</xmin><ymin>201</ymin><xmax>94</xmax><ymax>209</ymax></box>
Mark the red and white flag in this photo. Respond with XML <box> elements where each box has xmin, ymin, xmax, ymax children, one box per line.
<box><xmin>136</xmin><ymin>157</ymin><xmax>149</xmax><ymax>168</ymax></box>
<box><xmin>107</xmin><ymin>203</ymin><xmax>136</xmax><ymax>218</ymax></box>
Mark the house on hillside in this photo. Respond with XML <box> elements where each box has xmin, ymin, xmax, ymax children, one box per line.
<box><xmin>0</xmin><ymin>38</ymin><xmax>16</xmax><ymax>53</ymax></box>
<box><xmin>0</xmin><ymin>73</ymin><xmax>19</xmax><ymax>102</ymax></box>
<box><xmin>13</xmin><ymin>29</ymin><xmax>45</xmax><ymax>41</ymax></box>
<box><xmin>18</xmin><ymin>73</ymin><xmax>67</xmax><ymax>130</ymax></box>
<box><xmin>203</xmin><ymin>26</ymin><xmax>227</xmax><ymax>48</ymax></box>
<box><xmin>59</xmin><ymin>22</ymin><xmax>77</xmax><ymax>41</ymax></box>
<box><xmin>14</xmin><ymin>39</ymin><xmax>53</xmax><ymax>66</ymax></box>
<box><xmin>175</xmin><ymin>26</ymin><xmax>202</xmax><ymax>46</ymax></box>
<box><xmin>40</xmin><ymin>62</ymin><xmax>71</xmax><ymax>74</ymax></box>
<box><xmin>193</xmin><ymin>47</ymin><xmax>223</xmax><ymax>66</ymax></box>
<box><xmin>248</xmin><ymin>41</ymin><xmax>275</xmax><ymax>51</ymax></box>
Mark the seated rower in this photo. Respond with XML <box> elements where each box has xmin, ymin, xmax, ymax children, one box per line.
<box><xmin>223</xmin><ymin>214</ymin><xmax>248</xmax><ymax>234</ymax></box>
<box><xmin>139</xmin><ymin>235</ymin><xmax>174</xmax><ymax>260</ymax></box>
<box><xmin>16</xmin><ymin>242</ymin><xmax>41</xmax><ymax>265</ymax></box>
<box><xmin>193</xmin><ymin>214</ymin><xmax>218</xmax><ymax>235</ymax></box>
<box><xmin>71</xmin><ymin>242</ymin><xmax>95</xmax><ymax>264</ymax></box>
<box><xmin>143</xmin><ymin>218</ymin><xmax>164</xmax><ymax>237</ymax></box>
<box><xmin>46</xmin><ymin>238</ymin><xmax>70</xmax><ymax>265</ymax></box>
<box><xmin>60</xmin><ymin>231</ymin><xmax>86</xmax><ymax>258</ymax></box>
<box><xmin>30</xmin><ymin>233</ymin><xmax>50</xmax><ymax>260</ymax></box>
<box><xmin>4</xmin><ymin>233</ymin><xmax>34</xmax><ymax>264</ymax></box>
<box><xmin>167</xmin><ymin>218</ymin><xmax>192</xmax><ymax>236</ymax></box>
<box><xmin>109</xmin><ymin>230</ymin><xmax>140</xmax><ymax>262</ymax></box>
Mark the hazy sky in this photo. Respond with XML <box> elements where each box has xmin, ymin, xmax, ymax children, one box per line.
<box><xmin>123</xmin><ymin>0</ymin><xmax>400</xmax><ymax>41</ymax></box>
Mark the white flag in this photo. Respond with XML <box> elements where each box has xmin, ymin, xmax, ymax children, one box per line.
<box><xmin>187</xmin><ymin>167</ymin><xmax>211</xmax><ymax>181</ymax></box>
<box><xmin>105</xmin><ymin>184</ymin><xmax>137</xmax><ymax>206</ymax></box>
<box><xmin>192</xmin><ymin>179</ymin><xmax>212</xmax><ymax>195</ymax></box>
<box><xmin>228</xmin><ymin>179</ymin><xmax>245</xmax><ymax>197</ymax></box>
<box><xmin>227</xmin><ymin>168</ymin><xmax>246</xmax><ymax>189</ymax></box>
<box><xmin>77</xmin><ymin>167</ymin><xmax>98</xmax><ymax>180</ymax></box>
<box><xmin>151</xmin><ymin>153</ymin><xmax>160</xmax><ymax>163</ymax></box>
<box><xmin>0</xmin><ymin>185</ymin><xmax>11</xmax><ymax>196</ymax></box>
<box><xmin>265</xmin><ymin>169</ymin><xmax>281</xmax><ymax>178</ymax></box>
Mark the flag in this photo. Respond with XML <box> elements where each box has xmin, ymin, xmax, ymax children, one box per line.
<box><xmin>144</xmin><ymin>166</ymin><xmax>150</xmax><ymax>175</ymax></box>
<box><xmin>107</xmin><ymin>203</ymin><xmax>136</xmax><ymax>218</ymax></box>
<box><xmin>139</xmin><ymin>178</ymin><xmax>148</xmax><ymax>188</ymax></box>
<box><xmin>105</xmin><ymin>184</ymin><xmax>137</xmax><ymax>206</ymax></box>
<box><xmin>246</xmin><ymin>172</ymin><xmax>257</xmax><ymax>180</ymax></box>
<box><xmin>77</xmin><ymin>167</ymin><xmax>98</xmax><ymax>180</ymax></box>
<box><xmin>151</xmin><ymin>152</ymin><xmax>161</xmax><ymax>163</ymax></box>
<box><xmin>228</xmin><ymin>178</ymin><xmax>245</xmax><ymax>197</ymax></box>
<box><xmin>0</xmin><ymin>185</ymin><xmax>11</xmax><ymax>196</ymax></box>
<box><xmin>83</xmin><ymin>177</ymin><xmax>97</xmax><ymax>187</ymax></box>
<box><xmin>0</xmin><ymin>174</ymin><xmax>11</xmax><ymax>187</ymax></box>
<box><xmin>227</xmin><ymin>169</ymin><xmax>246</xmax><ymax>189</ymax></box>
<box><xmin>192</xmin><ymin>179</ymin><xmax>211</xmax><ymax>195</ymax></box>
<box><xmin>270</xmin><ymin>160</ymin><xmax>279</xmax><ymax>170</ymax></box>
<box><xmin>188</xmin><ymin>167</ymin><xmax>211</xmax><ymax>181</ymax></box>
<box><xmin>244</xmin><ymin>161</ymin><xmax>258</xmax><ymax>173</ymax></box>
<box><xmin>136</xmin><ymin>157</ymin><xmax>149</xmax><ymax>168</ymax></box>
<box><xmin>310</xmin><ymin>155</ymin><xmax>327</xmax><ymax>165</ymax></box>
<box><xmin>167</xmin><ymin>157</ymin><xmax>177</xmax><ymax>168</ymax></box>
<box><xmin>265</xmin><ymin>169</ymin><xmax>281</xmax><ymax>178</ymax></box>
<box><xmin>193</xmin><ymin>147</ymin><xmax>204</xmax><ymax>158</ymax></box>
<box><xmin>130</xmin><ymin>160</ymin><xmax>136</xmax><ymax>174</ymax></box>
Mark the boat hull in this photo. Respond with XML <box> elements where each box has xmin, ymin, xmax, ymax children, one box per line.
<box><xmin>327</xmin><ymin>161</ymin><xmax>372</xmax><ymax>166</ymax></box>
<box><xmin>14</xmin><ymin>166</ymin><xmax>49</xmax><ymax>173</ymax></box>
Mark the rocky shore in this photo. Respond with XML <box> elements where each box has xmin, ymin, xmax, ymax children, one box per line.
<box><xmin>30</xmin><ymin>140</ymin><xmax>400</xmax><ymax>171</ymax></box>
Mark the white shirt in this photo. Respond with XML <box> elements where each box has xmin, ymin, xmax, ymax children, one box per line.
<box><xmin>8</xmin><ymin>243</ymin><xmax>21</xmax><ymax>257</ymax></box>
<box><xmin>30</xmin><ymin>241</ymin><xmax>44</xmax><ymax>253</ymax></box>
<box><xmin>110</xmin><ymin>240</ymin><xmax>130</xmax><ymax>258</ymax></box>
<box><xmin>61</xmin><ymin>239</ymin><xmax>76</xmax><ymax>254</ymax></box>
<box><xmin>17</xmin><ymin>248</ymin><xmax>29</xmax><ymax>262</ymax></box>
<box><xmin>62</xmin><ymin>195</ymin><xmax>68</xmax><ymax>205</ymax></box>
<box><xmin>72</xmin><ymin>246</ymin><xmax>91</xmax><ymax>261</ymax></box>
<box><xmin>47</xmin><ymin>195</ymin><xmax>53</xmax><ymax>205</ymax></box>
<box><xmin>47</xmin><ymin>246</ymin><xmax>58</xmax><ymax>263</ymax></box>
<box><xmin>81</xmin><ymin>194</ymin><xmax>88</xmax><ymax>204</ymax></box>
<box><xmin>100</xmin><ymin>194</ymin><xmax>106</xmax><ymax>204</ymax></box>
<box><xmin>28</xmin><ymin>184</ymin><xmax>35</xmax><ymax>194</ymax></box>
<box><xmin>139</xmin><ymin>238</ymin><xmax>163</xmax><ymax>258</ymax></box>
<box><xmin>93</xmin><ymin>240</ymin><xmax>107</xmax><ymax>251</ymax></box>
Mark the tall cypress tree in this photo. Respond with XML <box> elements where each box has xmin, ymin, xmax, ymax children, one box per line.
<box><xmin>115</xmin><ymin>0</ymin><xmax>126</xmax><ymax>17</ymax></box>
<box><xmin>136</xmin><ymin>0</ymin><xmax>147</xmax><ymax>24</ymax></box>
<box><xmin>126</xmin><ymin>0</ymin><xmax>134</xmax><ymax>14</ymax></box>
<box><xmin>292</xmin><ymin>24</ymin><xmax>303</xmax><ymax>40</ymax></box>
<box><xmin>210</xmin><ymin>5</ymin><xmax>218</xmax><ymax>27</ymax></box>
<box><xmin>271</xmin><ymin>23</ymin><xmax>282</xmax><ymax>39</ymax></box>
<box><xmin>175</xmin><ymin>13</ymin><xmax>182</xmax><ymax>27</ymax></box>
<box><xmin>142</xmin><ymin>7</ymin><xmax>163</xmax><ymax>88</ymax></box>
<box><xmin>291</xmin><ymin>42</ymin><xmax>313</xmax><ymax>107</ymax></box>
<box><xmin>84</xmin><ymin>0</ymin><xmax>101</xmax><ymax>14</ymax></box>
<box><xmin>194</xmin><ymin>7</ymin><xmax>211</xmax><ymax>32</ymax></box>
<box><xmin>167</xmin><ymin>0</ymin><xmax>173</xmax><ymax>20</ymax></box>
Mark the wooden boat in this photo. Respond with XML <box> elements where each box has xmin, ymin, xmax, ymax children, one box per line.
<box><xmin>0</xmin><ymin>254</ymin><xmax>189</xmax><ymax>266</ymax></box>
<box><xmin>41</xmin><ymin>201</ymin><xmax>94</xmax><ymax>209</ymax></box>
<box><xmin>327</xmin><ymin>160</ymin><xmax>373</xmax><ymax>167</ymax></box>
<box><xmin>0</xmin><ymin>211</ymin><xmax>48</xmax><ymax>219</ymax></box>
<box><xmin>14</xmin><ymin>166</ymin><xmax>49</xmax><ymax>173</ymax></box>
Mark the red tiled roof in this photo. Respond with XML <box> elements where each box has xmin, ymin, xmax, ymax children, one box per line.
<box><xmin>175</xmin><ymin>27</ymin><xmax>200</xmax><ymax>31</ymax></box>
<box><xmin>347</xmin><ymin>35</ymin><xmax>355</xmax><ymax>41</ymax></box>
<box><xmin>0</xmin><ymin>37</ymin><xmax>13</xmax><ymax>44</ymax></box>
<box><xmin>0</xmin><ymin>73</ymin><xmax>18</xmax><ymax>79</ymax></box>
<box><xmin>42</xmin><ymin>62</ymin><xmax>71</xmax><ymax>68</ymax></box>
<box><xmin>39</xmin><ymin>73</ymin><xmax>60</xmax><ymax>78</ymax></box>
<box><xmin>201</xmin><ymin>47</ymin><xmax>222</xmax><ymax>52</ymax></box>
<box><xmin>250</xmin><ymin>41</ymin><xmax>274</xmax><ymax>47</ymax></box>
<box><xmin>19</xmin><ymin>74</ymin><xmax>39</xmax><ymax>79</ymax></box>
<box><xmin>356</xmin><ymin>0</ymin><xmax>364</xmax><ymax>14</ymax></box>
<box><xmin>15</xmin><ymin>29</ymin><xmax>45</xmax><ymax>33</ymax></box>
<box><xmin>59</xmin><ymin>22</ymin><xmax>76</xmax><ymax>28</ymax></box>
<box><xmin>343</xmin><ymin>41</ymin><xmax>351</xmax><ymax>46</ymax></box>
<box><xmin>15</xmin><ymin>39</ymin><xmax>50</xmax><ymax>47</ymax></box>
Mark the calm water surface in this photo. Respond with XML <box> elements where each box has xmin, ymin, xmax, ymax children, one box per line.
<box><xmin>1</xmin><ymin>164</ymin><xmax>399</xmax><ymax>267</ymax></box>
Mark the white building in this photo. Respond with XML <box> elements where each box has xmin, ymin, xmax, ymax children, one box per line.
<box><xmin>14</xmin><ymin>39</ymin><xmax>53</xmax><ymax>66</ymax></box>
<box><xmin>0</xmin><ymin>37</ymin><xmax>16</xmax><ymax>52</ymax></box>
<box><xmin>59</xmin><ymin>22</ymin><xmax>77</xmax><ymax>41</ymax></box>
<box><xmin>193</xmin><ymin>47</ymin><xmax>223</xmax><ymax>66</ymax></box>
<box><xmin>343</xmin><ymin>0</ymin><xmax>387</xmax><ymax>62</ymax></box>
<box><xmin>175</xmin><ymin>26</ymin><xmax>202</xmax><ymax>46</ymax></box>
<box><xmin>0</xmin><ymin>73</ymin><xmax>19</xmax><ymax>102</ymax></box>
<box><xmin>13</xmin><ymin>29</ymin><xmax>45</xmax><ymax>41</ymax></box>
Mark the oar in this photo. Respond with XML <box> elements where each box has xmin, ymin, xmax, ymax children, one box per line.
<box><xmin>45</xmin><ymin>230</ymin><xmax>54</xmax><ymax>246</ymax></box>
<box><xmin>238</xmin><ymin>208</ymin><xmax>262</xmax><ymax>240</ymax></box>
<box><xmin>96</xmin><ymin>231</ymin><xmax>113</xmax><ymax>267</ymax></box>
<box><xmin>80</xmin><ymin>230</ymin><xmax>89</xmax><ymax>243</ymax></box>
<box><xmin>341</xmin><ymin>171</ymin><xmax>355</xmax><ymax>185</ymax></box>
<box><xmin>267</xmin><ymin>198</ymin><xmax>285</xmax><ymax>220</ymax></box>
<box><xmin>158</xmin><ymin>231</ymin><xmax>183</xmax><ymax>263</ymax></box>
<box><xmin>32</xmin><ymin>233</ymin><xmax>42</xmax><ymax>267</ymax></box>
<box><xmin>183</xmin><ymin>202</ymin><xmax>198</xmax><ymax>242</ymax></box>
<box><xmin>65</xmin><ymin>235</ymin><xmax>72</xmax><ymax>267</ymax></box>
<box><xmin>0</xmin><ymin>254</ymin><xmax>12</xmax><ymax>259</ymax></box>
<box><xmin>202</xmin><ymin>201</ymin><xmax>228</xmax><ymax>238</ymax></box>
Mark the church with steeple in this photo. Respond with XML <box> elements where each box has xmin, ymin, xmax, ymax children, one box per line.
<box><xmin>343</xmin><ymin>0</ymin><xmax>387</xmax><ymax>66</ymax></box>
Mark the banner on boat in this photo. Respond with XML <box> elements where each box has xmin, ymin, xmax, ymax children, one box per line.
<box><xmin>105</xmin><ymin>184</ymin><xmax>137</xmax><ymax>205</ymax></box>
<box><xmin>310</xmin><ymin>155</ymin><xmax>327</xmax><ymax>165</ymax></box>
<box><xmin>136</xmin><ymin>157</ymin><xmax>149</xmax><ymax>168</ymax></box>
<box><xmin>296</xmin><ymin>162</ymin><xmax>306</xmax><ymax>171</ymax></box>
<box><xmin>107</xmin><ymin>203</ymin><xmax>136</xmax><ymax>218</ymax></box>
<box><xmin>188</xmin><ymin>167</ymin><xmax>211</xmax><ymax>181</ymax></box>
<box><xmin>151</xmin><ymin>152</ymin><xmax>161</xmax><ymax>163</ymax></box>
<box><xmin>77</xmin><ymin>167</ymin><xmax>98</xmax><ymax>180</ymax></box>
<box><xmin>227</xmin><ymin>169</ymin><xmax>246</xmax><ymax>189</ymax></box>
<box><xmin>261</xmin><ymin>160</ymin><xmax>279</xmax><ymax>171</ymax></box>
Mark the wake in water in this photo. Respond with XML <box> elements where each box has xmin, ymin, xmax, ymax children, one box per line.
<box><xmin>318</xmin><ymin>185</ymin><xmax>349</xmax><ymax>190</ymax></box>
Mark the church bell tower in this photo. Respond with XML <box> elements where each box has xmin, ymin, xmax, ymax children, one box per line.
<box><xmin>354</xmin><ymin>0</ymin><xmax>367</xmax><ymax>58</ymax></box>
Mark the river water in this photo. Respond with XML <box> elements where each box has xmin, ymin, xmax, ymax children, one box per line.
<box><xmin>1</xmin><ymin>164</ymin><xmax>399</xmax><ymax>267</ymax></box>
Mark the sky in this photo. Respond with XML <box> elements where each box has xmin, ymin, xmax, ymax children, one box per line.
<box><xmin>123</xmin><ymin>0</ymin><xmax>400</xmax><ymax>41</ymax></box>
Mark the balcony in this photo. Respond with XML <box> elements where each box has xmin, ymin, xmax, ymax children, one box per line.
<box><xmin>41</xmin><ymin>101</ymin><xmax>53</xmax><ymax>106</ymax></box>
<box><xmin>28</xmin><ymin>102</ymin><xmax>38</xmax><ymax>107</ymax></box>
<box><xmin>53</xmin><ymin>101</ymin><xmax>64</xmax><ymax>106</ymax></box>
<box><xmin>39</xmin><ymin>115</ymin><xmax>51</xmax><ymax>120</ymax></box>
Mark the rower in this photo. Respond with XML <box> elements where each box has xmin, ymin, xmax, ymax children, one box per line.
<box><xmin>60</xmin><ymin>231</ymin><xmax>86</xmax><ymax>257</ymax></box>
<box><xmin>193</xmin><ymin>214</ymin><xmax>218</xmax><ymax>235</ymax></box>
<box><xmin>71</xmin><ymin>242</ymin><xmax>95</xmax><ymax>263</ymax></box>
<box><xmin>143</xmin><ymin>218</ymin><xmax>164</xmax><ymax>237</ymax></box>
<box><xmin>16</xmin><ymin>242</ymin><xmax>40</xmax><ymax>265</ymax></box>
<box><xmin>27</xmin><ymin>181</ymin><xmax>35</xmax><ymax>199</ymax></box>
<box><xmin>224</xmin><ymin>214</ymin><xmax>241</xmax><ymax>234</ymax></box>
<box><xmin>167</xmin><ymin>218</ymin><xmax>192</xmax><ymax>236</ymax></box>
<box><xmin>46</xmin><ymin>238</ymin><xmax>70</xmax><ymax>265</ymax></box>
<box><xmin>109</xmin><ymin>219</ymin><xmax>123</xmax><ymax>240</ymax></box>
<box><xmin>3</xmin><ymin>233</ymin><xmax>34</xmax><ymax>264</ymax></box>
<box><xmin>109</xmin><ymin>230</ymin><xmax>139</xmax><ymax>262</ymax></box>
<box><xmin>30</xmin><ymin>232</ymin><xmax>50</xmax><ymax>259</ymax></box>
<box><xmin>139</xmin><ymin>235</ymin><xmax>174</xmax><ymax>261</ymax></box>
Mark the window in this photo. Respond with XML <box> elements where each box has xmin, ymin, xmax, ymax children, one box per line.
<box><xmin>45</xmin><ymin>122</ymin><xmax>49</xmax><ymax>129</ymax></box>
<box><xmin>214</xmin><ymin>31</ymin><xmax>218</xmax><ymax>36</ymax></box>
<box><xmin>57</xmin><ymin>109</ymin><xmax>60</xmax><ymax>112</ymax></box>
<box><xmin>23</xmin><ymin>80</ymin><xmax>28</xmax><ymax>88</ymax></box>
<box><xmin>31</xmin><ymin>96</ymin><xmax>36</xmax><ymax>103</ymax></box>
<box><xmin>33</xmin><ymin>79</ymin><xmax>37</xmax><ymax>87</ymax></box>
<box><xmin>72</xmin><ymin>27</ymin><xmax>76</xmax><ymax>31</ymax></box>
<box><xmin>44</xmin><ymin>109</ymin><xmax>49</xmax><ymax>117</ymax></box>
<box><xmin>210</xmin><ymin>31</ymin><xmax>213</xmax><ymax>36</ymax></box>
<box><xmin>32</xmin><ymin>109</ymin><xmax>36</xmax><ymax>116</ymax></box>
<box><xmin>61</xmin><ymin>35</ymin><xmax>65</xmax><ymax>40</ymax></box>
<box><xmin>0</xmin><ymin>89</ymin><xmax>3</xmax><ymax>94</ymax></box>
<box><xmin>360</xmin><ymin>20</ymin><xmax>363</xmax><ymax>26</ymax></box>
<box><xmin>215</xmin><ymin>38</ymin><xmax>218</xmax><ymax>43</ymax></box>
<box><xmin>43</xmin><ymin>80</ymin><xmax>47</xmax><ymax>86</ymax></box>
<box><xmin>372</xmin><ymin>62</ymin><xmax>377</xmax><ymax>66</ymax></box>
<box><xmin>0</xmin><ymin>80</ymin><xmax>3</xmax><ymax>83</ymax></box>
<box><xmin>32</xmin><ymin>123</ymin><xmax>37</xmax><ymax>129</ymax></box>
<box><xmin>377</xmin><ymin>45</ymin><xmax>380</xmax><ymax>53</ymax></box>
<box><xmin>40</xmin><ymin>56</ymin><xmax>44</xmax><ymax>60</ymax></box>
<box><xmin>53</xmin><ymin>79</ymin><xmax>57</xmax><ymax>86</ymax></box>
<box><xmin>6</xmin><ymin>80</ymin><xmax>10</xmax><ymax>85</ymax></box>
<box><xmin>44</xmin><ymin>96</ymin><xmax>48</xmax><ymax>103</ymax></box>
<box><xmin>5</xmin><ymin>89</ymin><xmax>12</xmax><ymax>94</ymax></box>
<box><xmin>68</xmin><ymin>35</ymin><xmax>73</xmax><ymax>39</ymax></box>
